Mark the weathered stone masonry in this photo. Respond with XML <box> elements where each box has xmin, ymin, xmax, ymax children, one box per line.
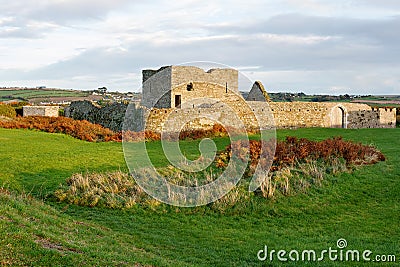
<box><xmin>64</xmin><ymin>101</ymin><xmax>128</xmax><ymax>132</ymax></box>
<box><xmin>23</xmin><ymin>106</ymin><xmax>59</xmax><ymax>117</ymax></box>
<box><xmin>65</xmin><ymin>65</ymin><xmax>397</xmax><ymax>132</ymax></box>
<box><xmin>142</xmin><ymin>66</ymin><xmax>238</xmax><ymax>109</ymax></box>
<box><xmin>138</xmin><ymin>65</ymin><xmax>396</xmax><ymax>132</ymax></box>
<box><xmin>140</xmin><ymin>102</ymin><xmax>395</xmax><ymax>133</ymax></box>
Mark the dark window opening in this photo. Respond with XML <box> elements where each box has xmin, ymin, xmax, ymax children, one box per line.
<box><xmin>175</xmin><ymin>95</ymin><xmax>181</xmax><ymax>108</ymax></box>
<box><xmin>187</xmin><ymin>83</ymin><xmax>193</xmax><ymax>91</ymax></box>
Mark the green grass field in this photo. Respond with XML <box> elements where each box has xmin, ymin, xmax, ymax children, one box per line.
<box><xmin>0</xmin><ymin>128</ymin><xmax>399</xmax><ymax>266</ymax></box>
<box><xmin>0</xmin><ymin>89</ymin><xmax>89</xmax><ymax>102</ymax></box>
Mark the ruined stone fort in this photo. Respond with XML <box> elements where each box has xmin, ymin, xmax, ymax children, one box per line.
<box><xmin>138</xmin><ymin>65</ymin><xmax>396</xmax><ymax>133</ymax></box>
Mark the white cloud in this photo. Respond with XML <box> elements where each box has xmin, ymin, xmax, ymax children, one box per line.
<box><xmin>0</xmin><ymin>0</ymin><xmax>399</xmax><ymax>94</ymax></box>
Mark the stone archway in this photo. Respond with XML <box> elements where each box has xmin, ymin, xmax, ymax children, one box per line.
<box><xmin>331</xmin><ymin>105</ymin><xmax>347</xmax><ymax>128</ymax></box>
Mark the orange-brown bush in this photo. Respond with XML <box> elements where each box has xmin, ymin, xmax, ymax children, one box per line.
<box><xmin>0</xmin><ymin>116</ymin><xmax>119</xmax><ymax>142</ymax></box>
<box><xmin>177</xmin><ymin>124</ymin><xmax>259</xmax><ymax>140</ymax></box>
<box><xmin>0</xmin><ymin>115</ymin><xmax>171</xmax><ymax>142</ymax></box>
<box><xmin>121</xmin><ymin>130</ymin><xmax>161</xmax><ymax>142</ymax></box>
<box><xmin>7</xmin><ymin>101</ymin><xmax>30</xmax><ymax>108</ymax></box>
<box><xmin>122</xmin><ymin>124</ymin><xmax>228</xmax><ymax>142</ymax></box>
<box><xmin>220</xmin><ymin>136</ymin><xmax>385</xmax><ymax>173</ymax></box>
<box><xmin>178</xmin><ymin>124</ymin><xmax>228</xmax><ymax>140</ymax></box>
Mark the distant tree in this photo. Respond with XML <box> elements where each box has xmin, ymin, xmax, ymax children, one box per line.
<box><xmin>98</xmin><ymin>87</ymin><xmax>107</xmax><ymax>94</ymax></box>
<box><xmin>339</xmin><ymin>94</ymin><xmax>351</xmax><ymax>100</ymax></box>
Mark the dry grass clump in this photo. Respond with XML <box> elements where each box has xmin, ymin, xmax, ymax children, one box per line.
<box><xmin>54</xmin><ymin>171</ymin><xmax>148</xmax><ymax>209</ymax></box>
<box><xmin>54</xmin><ymin>168</ymin><xmax>245</xmax><ymax>211</ymax></box>
<box><xmin>258</xmin><ymin>158</ymin><xmax>349</xmax><ymax>199</ymax></box>
<box><xmin>157</xmin><ymin>160</ymin><xmax>221</xmax><ymax>187</ymax></box>
<box><xmin>210</xmin><ymin>182</ymin><xmax>252</xmax><ymax>212</ymax></box>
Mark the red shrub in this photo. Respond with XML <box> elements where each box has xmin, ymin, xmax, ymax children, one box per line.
<box><xmin>178</xmin><ymin>124</ymin><xmax>228</xmax><ymax>140</ymax></box>
<box><xmin>0</xmin><ymin>116</ymin><xmax>117</xmax><ymax>142</ymax></box>
<box><xmin>220</xmin><ymin>136</ymin><xmax>385</xmax><ymax>171</ymax></box>
<box><xmin>112</xmin><ymin>130</ymin><xmax>161</xmax><ymax>142</ymax></box>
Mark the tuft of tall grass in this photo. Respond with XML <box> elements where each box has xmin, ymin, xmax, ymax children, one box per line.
<box><xmin>210</xmin><ymin>183</ymin><xmax>252</xmax><ymax>212</ymax></box>
<box><xmin>54</xmin><ymin>171</ymin><xmax>148</xmax><ymax>209</ymax></box>
<box><xmin>258</xmin><ymin>157</ymin><xmax>349</xmax><ymax>199</ymax></box>
<box><xmin>259</xmin><ymin>173</ymin><xmax>276</xmax><ymax>199</ymax></box>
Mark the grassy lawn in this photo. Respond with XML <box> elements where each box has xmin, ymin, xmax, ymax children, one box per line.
<box><xmin>0</xmin><ymin>89</ymin><xmax>88</xmax><ymax>102</ymax></box>
<box><xmin>0</xmin><ymin>128</ymin><xmax>399</xmax><ymax>266</ymax></box>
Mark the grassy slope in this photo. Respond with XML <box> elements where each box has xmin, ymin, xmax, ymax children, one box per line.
<box><xmin>0</xmin><ymin>130</ymin><xmax>126</xmax><ymax>195</ymax></box>
<box><xmin>0</xmin><ymin>128</ymin><xmax>399</xmax><ymax>266</ymax></box>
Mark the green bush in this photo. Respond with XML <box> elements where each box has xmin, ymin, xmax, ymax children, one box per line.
<box><xmin>9</xmin><ymin>101</ymin><xmax>29</xmax><ymax>108</ymax></box>
<box><xmin>0</xmin><ymin>104</ymin><xmax>16</xmax><ymax>118</ymax></box>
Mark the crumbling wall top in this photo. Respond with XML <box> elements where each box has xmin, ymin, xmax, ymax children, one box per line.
<box><xmin>142</xmin><ymin>66</ymin><xmax>172</xmax><ymax>83</ymax></box>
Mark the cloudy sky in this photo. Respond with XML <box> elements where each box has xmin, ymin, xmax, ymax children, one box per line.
<box><xmin>1</xmin><ymin>0</ymin><xmax>399</xmax><ymax>94</ymax></box>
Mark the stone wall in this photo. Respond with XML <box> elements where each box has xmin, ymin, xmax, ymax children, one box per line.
<box><xmin>171</xmin><ymin>82</ymin><xmax>241</xmax><ymax>109</ymax></box>
<box><xmin>375</xmin><ymin>107</ymin><xmax>397</xmax><ymax>128</ymax></box>
<box><xmin>171</xmin><ymin>66</ymin><xmax>238</xmax><ymax>92</ymax></box>
<box><xmin>64</xmin><ymin>101</ymin><xmax>128</xmax><ymax>131</ymax></box>
<box><xmin>265</xmin><ymin>102</ymin><xmax>395</xmax><ymax>129</ymax></box>
<box><xmin>23</xmin><ymin>106</ymin><xmax>59</xmax><ymax>117</ymax></box>
<box><xmin>141</xmin><ymin>66</ymin><xmax>238</xmax><ymax>109</ymax></box>
<box><xmin>246</xmin><ymin>81</ymin><xmax>270</xmax><ymax>102</ymax></box>
<box><xmin>63</xmin><ymin>100</ymin><xmax>396</xmax><ymax>134</ymax></box>
<box><xmin>64</xmin><ymin>100</ymin><xmax>98</xmax><ymax>120</ymax></box>
<box><xmin>143</xmin><ymin>101</ymin><xmax>329</xmax><ymax>133</ymax></box>
<box><xmin>141</xmin><ymin>94</ymin><xmax>267</xmax><ymax>133</ymax></box>
<box><xmin>347</xmin><ymin>110</ymin><xmax>380</xmax><ymax>128</ymax></box>
<box><xmin>397</xmin><ymin>108</ymin><xmax>400</xmax><ymax>126</ymax></box>
<box><xmin>142</xmin><ymin>66</ymin><xmax>170</xmax><ymax>83</ymax></box>
<box><xmin>139</xmin><ymin>65</ymin><xmax>396</xmax><ymax>130</ymax></box>
<box><xmin>326</xmin><ymin>103</ymin><xmax>377</xmax><ymax>128</ymax></box>
<box><xmin>142</xmin><ymin>66</ymin><xmax>172</xmax><ymax>108</ymax></box>
<box><xmin>140</xmin><ymin>101</ymin><xmax>396</xmax><ymax>133</ymax></box>
<box><xmin>267</xmin><ymin>102</ymin><xmax>330</xmax><ymax>128</ymax></box>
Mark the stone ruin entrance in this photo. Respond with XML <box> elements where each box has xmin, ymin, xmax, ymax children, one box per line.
<box><xmin>331</xmin><ymin>105</ymin><xmax>346</xmax><ymax>128</ymax></box>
